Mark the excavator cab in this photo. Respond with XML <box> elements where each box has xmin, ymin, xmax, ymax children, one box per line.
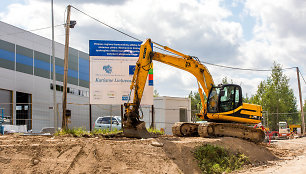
<box><xmin>207</xmin><ymin>84</ymin><xmax>242</xmax><ymax>114</ymax></box>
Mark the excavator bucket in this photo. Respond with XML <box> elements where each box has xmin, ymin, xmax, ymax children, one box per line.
<box><xmin>123</xmin><ymin>121</ymin><xmax>155</xmax><ymax>138</ymax></box>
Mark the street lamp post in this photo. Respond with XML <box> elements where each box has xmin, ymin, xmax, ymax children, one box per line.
<box><xmin>51</xmin><ymin>0</ymin><xmax>57</xmax><ymax>132</ymax></box>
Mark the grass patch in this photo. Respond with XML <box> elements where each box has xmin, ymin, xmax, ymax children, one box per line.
<box><xmin>55</xmin><ymin>127</ymin><xmax>90</xmax><ymax>137</ymax></box>
<box><xmin>147</xmin><ymin>128</ymin><xmax>164</xmax><ymax>135</ymax></box>
<box><xmin>193</xmin><ymin>144</ymin><xmax>250</xmax><ymax>174</ymax></box>
<box><xmin>55</xmin><ymin>127</ymin><xmax>163</xmax><ymax>137</ymax></box>
<box><xmin>91</xmin><ymin>128</ymin><xmax>122</xmax><ymax>136</ymax></box>
<box><xmin>55</xmin><ymin>127</ymin><xmax>122</xmax><ymax>137</ymax></box>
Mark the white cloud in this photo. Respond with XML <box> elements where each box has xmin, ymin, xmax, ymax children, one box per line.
<box><xmin>0</xmin><ymin>0</ymin><xmax>305</xmax><ymax>104</ymax></box>
<box><xmin>240</xmin><ymin>0</ymin><xmax>306</xmax><ymax>106</ymax></box>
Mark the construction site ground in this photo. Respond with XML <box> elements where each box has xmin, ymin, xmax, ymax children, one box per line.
<box><xmin>0</xmin><ymin>134</ymin><xmax>305</xmax><ymax>174</ymax></box>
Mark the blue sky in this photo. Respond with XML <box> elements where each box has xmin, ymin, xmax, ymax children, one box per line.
<box><xmin>222</xmin><ymin>0</ymin><xmax>255</xmax><ymax>40</ymax></box>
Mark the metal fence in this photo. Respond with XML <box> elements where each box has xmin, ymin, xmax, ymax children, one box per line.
<box><xmin>1</xmin><ymin>102</ymin><xmax>304</xmax><ymax>133</ymax></box>
<box><xmin>0</xmin><ymin>102</ymin><xmax>192</xmax><ymax>134</ymax></box>
<box><xmin>262</xmin><ymin>111</ymin><xmax>306</xmax><ymax>131</ymax></box>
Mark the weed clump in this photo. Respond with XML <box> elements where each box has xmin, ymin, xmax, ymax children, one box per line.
<box><xmin>55</xmin><ymin>127</ymin><xmax>122</xmax><ymax>137</ymax></box>
<box><xmin>55</xmin><ymin>127</ymin><xmax>90</xmax><ymax>137</ymax></box>
<box><xmin>91</xmin><ymin>128</ymin><xmax>122</xmax><ymax>136</ymax></box>
<box><xmin>193</xmin><ymin>144</ymin><xmax>250</xmax><ymax>174</ymax></box>
<box><xmin>54</xmin><ymin>127</ymin><xmax>163</xmax><ymax>138</ymax></box>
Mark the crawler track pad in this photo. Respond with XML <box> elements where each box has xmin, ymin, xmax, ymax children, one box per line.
<box><xmin>123</xmin><ymin>121</ymin><xmax>156</xmax><ymax>139</ymax></box>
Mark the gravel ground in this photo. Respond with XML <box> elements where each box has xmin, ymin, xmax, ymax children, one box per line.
<box><xmin>0</xmin><ymin>134</ymin><xmax>303</xmax><ymax>174</ymax></box>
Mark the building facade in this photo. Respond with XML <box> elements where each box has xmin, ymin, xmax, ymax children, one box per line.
<box><xmin>0</xmin><ymin>21</ymin><xmax>90</xmax><ymax>132</ymax></box>
<box><xmin>0</xmin><ymin>21</ymin><xmax>191</xmax><ymax>134</ymax></box>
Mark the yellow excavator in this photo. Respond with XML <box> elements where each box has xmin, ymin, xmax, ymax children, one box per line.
<box><xmin>123</xmin><ymin>39</ymin><xmax>265</xmax><ymax>142</ymax></box>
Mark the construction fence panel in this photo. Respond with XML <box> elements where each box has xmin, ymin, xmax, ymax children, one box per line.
<box><xmin>8</xmin><ymin>103</ymin><xmax>305</xmax><ymax>135</ymax></box>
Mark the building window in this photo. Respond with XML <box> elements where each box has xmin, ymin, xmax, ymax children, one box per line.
<box><xmin>49</xmin><ymin>83</ymin><xmax>89</xmax><ymax>97</ymax></box>
<box><xmin>179</xmin><ymin>108</ymin><xmax>187</xmax><ymax>122</ymax></box>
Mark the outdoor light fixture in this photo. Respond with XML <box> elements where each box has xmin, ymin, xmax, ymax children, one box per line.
<box><xmin>70</xmin><ymin>20</ymin><xmax>77</xmax><ymax>28</ymax></box>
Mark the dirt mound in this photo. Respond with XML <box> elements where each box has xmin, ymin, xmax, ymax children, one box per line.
<box><xmin>211</xmin><ymin>137</ymin><xmax>277</xmax><ymax>163</ymax></box>
<box><xmin>0</xmin><ymin>135</ymin><xmax>278</xmax><ymax>174</ymax></box>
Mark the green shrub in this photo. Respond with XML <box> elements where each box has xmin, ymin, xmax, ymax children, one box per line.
<box><xmin>193</xmin><ymin>144</ymin><xmax>250</xmax><ymax>174</ymax></box>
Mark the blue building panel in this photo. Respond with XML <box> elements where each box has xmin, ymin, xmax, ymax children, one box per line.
<box><xmin>51</xmin><ymin>64</ymin><xmax>64</xmax><ymax>75</ymax></box>
<box><xmin>50</xmin><ymin>63</ymin><xmax>78</xmax><ymax>79</ymax></box>
<box><xmin>16</xmin><ymin>53</ymin><xmax>33</xmax><ymax>67</ymax></box>
<box><xmin>34</xmin><ymin>59</ymin><xmax>50</xmax><ymax>71</ymax></box>
<box><xmin>79</xmin><ymin>58</ymin><xmax>89</xmax><ymax>81</ymax></box>
<box><xmin>79</xmin><ymin>73</ymin><xmax>89</xmax><ymax>81</ymax></box>
<box><xmin>68</xmin><ymin>69</ymin><xmax>78</xmax><ymax>79</ymax></box>
<box><xmin>0</xmin><ymin>49</ymin><xmax>15</xmax><ymax>62</ymax></box>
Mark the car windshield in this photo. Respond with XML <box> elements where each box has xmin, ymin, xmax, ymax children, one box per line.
<box><xmin>115</xmin><ymin>117</ymin><xmax>121</xmax><ymax>123</ymax></box>
<box><xmin>97</xmin><ymin>116</ymin><xmax>120</xmax><ymax>124</ymax></box>
<box><xmin>279</xmin><ymin>123</ymin><xmax>287</xmax><ymax>129</ymax></box>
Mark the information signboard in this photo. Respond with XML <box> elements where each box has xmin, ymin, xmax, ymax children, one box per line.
<box><xmin>89</xmin><ymin>40</ymin><xmax>153</xmax><ymax>105</ymax></box>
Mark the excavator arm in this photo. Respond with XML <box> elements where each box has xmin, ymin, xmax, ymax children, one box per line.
<box><xmin>123</xmin><ymin>39</ymin><xmax>214</xmax><ymax>137</ymax></box>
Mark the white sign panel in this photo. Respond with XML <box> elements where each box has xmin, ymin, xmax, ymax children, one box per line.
<box><xmin>89</xmin><ymin>40</ymin><xmax>153</xmax><ymax>105</ymax></box>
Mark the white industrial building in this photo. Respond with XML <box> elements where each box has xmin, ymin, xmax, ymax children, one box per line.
<box><xmin>149</xmin><ymin>96</ymin><xmax>191</xmax><ymax>135</ymax></box>
<box><xmin>0</xmin><ymin>21</ymin><xmax>190</xmax><ymax>134</ymax></box>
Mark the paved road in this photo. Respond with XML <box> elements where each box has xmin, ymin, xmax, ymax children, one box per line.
<box><xmin>242</xmin><ymin>137</ymin><xmax>306</xmax><ymax>174</ymax></box>
<box><xmin>257</xmin><ymin>154</ymin><xmax>306</xmax><ymax>174</ymax></box>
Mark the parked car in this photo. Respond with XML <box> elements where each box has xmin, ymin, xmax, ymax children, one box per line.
<box><xmin>94</xmin><ymin>116</ymin><xmax>122</xmax><ymax>130</ymax></box>
<box><xmin>196</xmin><ymin>120</ymin><xmax>207</xmax><ymax>124</ymax></box>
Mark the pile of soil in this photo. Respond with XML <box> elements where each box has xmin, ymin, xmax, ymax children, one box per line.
<box><xmin>0</xmin><ymin>135</ymin><xmax>289</xmax><ymax>174</ymax></box>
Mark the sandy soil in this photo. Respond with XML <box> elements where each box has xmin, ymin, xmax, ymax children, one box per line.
<box><xmin>0</xmin><ymin>134</ymin><xmax>303</xmax><ymax>174</ymax></box>
<box><xmin>236</xmin><ymin>137</ymin><xmax>306</xmax><ymax>174</ymax></box>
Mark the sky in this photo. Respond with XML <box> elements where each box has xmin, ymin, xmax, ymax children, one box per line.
<box><xmin>0</xmin><ymin>0</ymin><xmax>305</xmax><ymax>108</ymax></box>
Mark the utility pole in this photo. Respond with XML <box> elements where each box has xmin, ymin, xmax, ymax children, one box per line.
<box><xmin>51</xmin><ymin>0</ymin><xmax>57</xmax><ymax>132</ymax></box>
<box><xmin>296</xmin><ymin>67</ymin><xmax>305</xmax><ymax>135</ymax></box>
<box><xmin>62</xmin><ymin>5</ymin><xmax>72</xmax><ymax>130</ymax></box>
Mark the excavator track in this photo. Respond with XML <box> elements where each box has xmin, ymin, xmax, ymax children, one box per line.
<box><xmin>172</xmin><ymin>122</ymin><xmax>200</xmax><ymax>137</ymax></box>
<box><xmin>172</xmin><ymin>122</ymin><xmax>265</xmax><ymax>143</ymax></box>
<box><xmin>198</xmin><ymin>123</ymin><xmax>265</xmax><ymax>143</ymax></box>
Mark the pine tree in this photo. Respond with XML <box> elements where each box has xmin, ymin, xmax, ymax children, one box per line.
<box><xmin>251</xmin><ymin>62</ymin><xmax>298</xmax><ymax>131</ymax></box>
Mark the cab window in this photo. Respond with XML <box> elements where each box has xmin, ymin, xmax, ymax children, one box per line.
<box><xmin>207</xmin><ymin>87</ymin><xmax>219</xmax><ymax>113</ymax></box>
<box><xmin>219</xmin><ymin>86</ymin><xmax>235</xmax><ymax>112</ymax></box>
<box><xmin>234</xmin><ymin>88</ymin><xmax>240</xmax><ymax>108</ymax></box>
<box><xmin>219</xmin><ymin>86</ymin><xmax>241</xmax><ymax>112</ymax></box>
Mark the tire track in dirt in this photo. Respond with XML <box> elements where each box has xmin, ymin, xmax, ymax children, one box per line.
<box><xmin>64</xmin><ymin>145</ymin><xmax>84</xmax><ymax>174</ymax></box>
